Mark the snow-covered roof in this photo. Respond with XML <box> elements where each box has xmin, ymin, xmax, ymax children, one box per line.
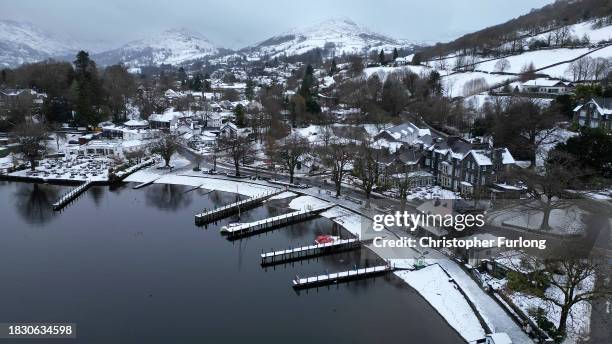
<box><xmin>501</xmin><ymin>148</ymin><xmax>515</xmax><ymax>165</ymax></box>
<box><xmin>124</xmin><ymin>119</ymin><xmax>148</xmax><ymax>127</ymax></box>
<box><xmin>521</xmin><ymin>78</ymin><xmax>567</xmax><ymax>87</ymax></box>
<box><xmin>467</xmin><ymin>150</ymin><xmax>493</xmax><ymax>166</ymax></box>
<box><xmin>149</xmin><ymin>110</ymin><xmax>194</xmax><ymax>123</ymax></box>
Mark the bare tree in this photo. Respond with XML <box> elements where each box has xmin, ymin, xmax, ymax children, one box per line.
<box><xmin>271</xmin><ymin>133</ymin><xmax>310</xmax><ymax>184</ymax></box>
<box><xmin>193</xmin><ymin>153</ymin><xmax>204</xmax><ymax>171</ymax></box>
<box><xmin>14</xmin><ymin>122</ymin><xmax>47</xmax><ymax>171</ymax></box>
<box><xmin>151</xmin><ymin>134</ymin><xmax>178</xmax><ymax>167</ymax></box>
<box><xmin>396</xmin><ymin>171</ymin><xmax>415</xmax><ymax>212</ymax></box>
<box><xmin>124</xmin><ymin>148</ymin><xmax>145</xmax><ymax>164</ymax></box>
<box><xmin>493</xmin><ymin>98</ymin><xmax>560</xmax><ymax>168</ymax></box>
<box><xmin>218</xmin><ymin>135</ymin><xmax>254</xmax><ymax>176</ymax></box>
<box><xmin>591</xmin><ymin>57</ymin><xmax>610</xmax><ymax>80</ymax></box>
<box><xmin>512</xmin><ymin>151</ymin><xmax>586</xmax><ymax>230</ymax></box>
<box><xmin>348</xmin><ymin>54</ymin><xmax>364</xmax><ymax>77</ymax></box>
<box><xmin>506</xmin><ymin>253</ymin><xmax>611</xmax><ymax>339</ymax></box>
<box><xmin>320</xmin><ymin>140</ymin><xmax>354</xmax><ymax>197</ymax></box>
<box><xmin>494</xmin><ymin>58</ymin><xmax>511</xmax><ymax>73</ymax></box>
<box><xmin>566</xmin><ymin>56</ymin><xmax>594</xmax><ymax>81</ymax></box>
<box><xmin>352</xmin><ymin>143</ymin><xmax>381</xmax><ymax>207</ymax></box>
<box><xmin>54</xmin><ymin>131</ymin><xmax>66</xmax><ymax>151</ymax></box>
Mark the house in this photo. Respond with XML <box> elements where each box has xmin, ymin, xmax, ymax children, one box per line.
<box><xmin>149</xmin><ymin>110</ymin><xmax>197</xmax><ymax>130</ymax></box>
<box><xmin>123</xmin><ymin>119</ymin><xmax>149</xmax><ymax>130</ymax></box>
<box><xmin>521</xmin><ymin>78</ymin><xmax>573</xmax><ymax>94</ymax></box>
<box><xmin>219</xmin><ymin>122</ymin><xmax>239</xmax><ymax>138</ymax></box>
<box><xmin>374</xmin><ymin>122</ymin><xmax>430</xmax><ymax>149</ymax></box>
<box><xmin>424</xmin><ymin>136</ymin><xmax>515</xmax><ymax>196</ymax></box>
<box><xmin>204</xmin><ymin>112</ymin><xmax>227</xmax><ymax>129</ymax></box>
<box><xmin>0</xmin><ymin>89</ymin><xmax>46</xmax><ymax>115</ymax></box>
<box><xmin>573</xmin><ymin>97</ymin><xmax>612</xmax><ymax>131</ymax></box>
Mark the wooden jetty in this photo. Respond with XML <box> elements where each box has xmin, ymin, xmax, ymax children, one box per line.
<box><xmin>115</xmin><ymin>158</ymin><xmax>156</xmax><ymax>181</ymax></box>
<box><xmin>52</xmin><ymin>180</ymin><xmax>94</xmax><ymax>211</ymax></box>
<box><xmin>261</xmin><ymin>239</ymin><xmax>362</xmax><ymax>266</ymax></box>
<box><xmin>133</xmin><ymin>176</ymin><xmax>161</xmax><ymax>189</ymax></box>
<box><xmin>220</xmin><ymin>205</ymin><xmax>333</xmax><ymax>239</ymax></box>
<box><xmin>292</xmin><ymin>264</ymin><xmax>395</xmax><ymax>289</ymax></box>
<box><xmin>195</xmin><ymin>190</ymin><xmax>281</xmax><ymax>225</ymax></box>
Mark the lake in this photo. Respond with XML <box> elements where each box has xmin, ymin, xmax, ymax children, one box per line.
<box><xmin>0</xmin><ymin>181</ymin><xmax>463</xmax><ymax>343</ymax></box>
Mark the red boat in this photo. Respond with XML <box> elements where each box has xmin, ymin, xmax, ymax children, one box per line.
<box><xmin>315</xmin><ymin>235</ymin><xmax>339</xmax><ymax>244</ymax></box>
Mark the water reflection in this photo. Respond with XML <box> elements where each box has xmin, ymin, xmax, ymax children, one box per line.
<box><xmin>145</xmin><ymin>184</ymin><xmax>192</xmax><ymax>211</ymax></box>
<box><xmin>13</xmin><ymin>183</ymin><xmax>59</xmax><ymax>225</ymax></box>
<box><xmin>108</xmin><ymin>182</ymin><xmax>129</xmax><ymax>194</ymax></box>
<box><xmin>88</xmin><ymin>186</ymin><xmax>106</xmax><ymax>207</ymax></box>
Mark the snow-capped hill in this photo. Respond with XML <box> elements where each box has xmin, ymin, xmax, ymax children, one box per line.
<box><xmin>93</xmin><ymin>28</ymin><xmax>220</xmax><ymax>67</ymax></box>
<box><xmin>0</xmin><ymin>19</ymin><xmax>77</xmax><ymax>68</ymax></box>
<box><xmin>244</xmin><ymin>17</ymin><xmax>414</xmax><ymax>59</ymax></box>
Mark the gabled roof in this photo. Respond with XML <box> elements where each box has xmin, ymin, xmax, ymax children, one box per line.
<box><xmin>521</xmin><ymin>78</ymin><xmax>567</xmax><ymax>87</ymax></box>
<box><xmin>591</xmin><ymin>97</ymin><xmax>612</xmax><ymax>113</ymax></box>
<box><xmin>466</xmin><ymin>150</ymin><xmax>493</xmax><ymax>166</ymax></box>
<box><xmin>221</xmin><ymin>122</ymin><xmax>238</xmax><ymax>131</ymax></box>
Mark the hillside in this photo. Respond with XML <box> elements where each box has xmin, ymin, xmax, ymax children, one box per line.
<box><xmin>242</xmin><ymin>18</ymin><xmax>415</xmax><ymax>60</ymax></box>
<box><xmin>0</xmin><ymin>20</ymin><xmax>77</xmax><ymax>68</ymax></box>
<box><xmin>420</xmin><ymin>0</ymin><xmax>612</xmax><ymax>59</ymax></box>
<box><xmin>91</xmin><ymin>28</ymin><xmax>220</xmax><ymax>67</ymax></box>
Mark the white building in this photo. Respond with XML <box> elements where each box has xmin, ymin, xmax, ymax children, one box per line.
<box><xmin>521</xmin><ymin>78</ymin><xmax>573</xmax><ymax>94</ymax></box>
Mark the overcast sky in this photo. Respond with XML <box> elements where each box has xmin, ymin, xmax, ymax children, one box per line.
<box><xmin>2</xmin><ymin>0</ymin><xmax>555</xmax><ymax>50</ymax></box>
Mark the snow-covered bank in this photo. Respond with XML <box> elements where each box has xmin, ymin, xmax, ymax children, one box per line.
<box><xmin>125</xmin><ymin>170</ymin><xmax>276</xmax><ymax>197</ymax></box>
<box><xmin>395</xmin><ymin>264</ymin><xmax>486</xmax><ymax>342</ymax></box>
<box><xmin>289</xmin><ymin>196</ymin><xmax>366</xmax><ymax>237</ymax></box>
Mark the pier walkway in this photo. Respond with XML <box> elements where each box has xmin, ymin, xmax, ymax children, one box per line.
<box><xmin>195</xmin><ymin>190</ymin><xmax>281</xmax><ymax>225</ymax></box>
<box><xmin>261</xmin><ymin>239</ymin><xmax>362</xmax><ymax>266</ymax></box>
<box><xmin>221</xmin><ymin>205</ymin><xmax>332</xmax><ymax>239</ymax></box>
<box><xmin>292</xmin><ymin>264</ymin><xmax>395</xmax><ymax>289</ymax></box>
<box><xmin>52</xmin><ymin>180</ymin><xmax>94</xmax><ymax>211</ymax></box>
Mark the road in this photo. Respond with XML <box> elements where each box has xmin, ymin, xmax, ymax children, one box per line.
<box><xmin>588</xmin><ymin>218</ymin><xmax>612</xmax><ymax>344</ymax></box>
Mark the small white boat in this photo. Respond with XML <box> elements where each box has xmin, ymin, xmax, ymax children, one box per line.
<box><xmin>220</xmin><ymin>223</ymin><xmax>244</xmax><ymax>232</ymax></box>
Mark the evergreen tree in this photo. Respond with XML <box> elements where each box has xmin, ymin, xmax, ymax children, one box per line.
<box><xmin>177</xmin><ymin>67</ymin><xmax>187</xmax><ymax>89</ymax></box>
<box><xmin>299</xmin><ymin>64</ymin><xmax>315</xmax><ymax>99</ymax></box>
<box><xmin>203</xmin><ymin>73</ymin><xmax>212</xmax><ymax>92</ymax></box>
<box><xmin>245</xmin><ymin>78</ymin><xmax>255</xmax><ymax>100</ymax></box>
<box><xmin>72</xmin><ymin>51</ymin><xmax>103</xmax><ymax>127</ymax></box>
<box><xmin>393</xmin><ymin>48</ymin><xmax>399</xmax><ymax>61</ymax></box>
<box><xmin>233</xmin><ymin>104</ymin><xmax>246</xmax><ymax>127</ymax></box>
<box><xmin>298</xmin><ymin>64</ymin><xmax>320</xmax><ymax>114</ymax></box>
<box><xmin>379</xmin><ymin>49</ymin><xmax>386</xmax><ymax>65</ymax></box>
<box><xmin>190</xmin><ymin>73</ymin><xmax>203</xmax><ymax>91</ymax></box>
<box><xmin>329</xmin><ymin>58</ymin><xmax>337</xmax><ymax>76</ymax></box>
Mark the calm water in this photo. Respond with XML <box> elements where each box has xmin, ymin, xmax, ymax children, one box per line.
<box><xmin>0</xmin><ymin>181</ymin><xmax>463</xmax><ymax>344</ymax></box>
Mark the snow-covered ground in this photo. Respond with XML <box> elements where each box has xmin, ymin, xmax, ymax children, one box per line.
<box><xmin>489</xmin><ymin>204</ymin><xmax>586</xmax><ymax>235</ymax></box>
<box><xmin>268</xmin><ymin>191</ymin><xmax>297</xmax><ymax>200</ymax></box>
<box><xmin>125</xmin><ymin>170</ymin><xmax>276</xmax><ymax>197</ymax></box>
<box><xmin>536</xmin><ymin>128</ymin><xmax>577</xmax><ymax>167</ymax></box>
<box><xmin>246</xmin><ymin>18</ymin><xmax>411</xmax><ymax>59</ymax></box>
<box><xmin>395</xmin><ymin>264</ymin><xmax>486</xmax><ymax>342</ymax></box>
<box><xmin>9</xmin><ymin>156</ymin><xmax>114</xmax><ymax>182</ymax></box>
<box><xmin>443</xmin><ymin>71</ymin><xmax>513</xmax><ymax>97</ymax></box>
<box><xmin>539</xmin><ymin>45</ymin><xmax>612</xmax><ymax>79</ymax></box>
<box><xmin>406</xmin><ymin>185</ymin><xmax>462</xmax><ymax>200</ymax></box>
<box><xmin>508</xmin><ymin>274</ymin><xmax>594</xmax><ymax>343</ymax></box>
